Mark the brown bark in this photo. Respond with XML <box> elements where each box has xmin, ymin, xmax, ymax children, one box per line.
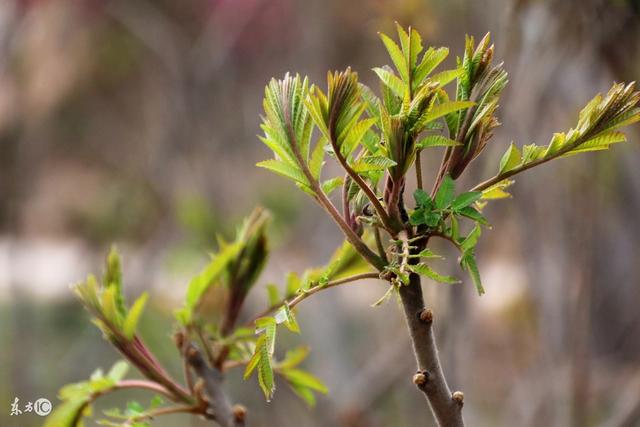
<box><xmin>398</xmin><ymin>273</ymin><xmax>465</xmax><ymax>427</ymax></box>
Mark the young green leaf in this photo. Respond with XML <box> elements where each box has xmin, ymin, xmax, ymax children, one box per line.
<box><xmin>461</xmin><ymin>224</ymin><xmax>481</xmax><ymax>252</ymax></box>
<box><xmin>429</xmin><ymin>68</ymin><xmax>464</xmax><ymax>87</ymax></box>
<box><xmin>275</xmin><ymin>304</ymin><xmax>300</xmax><ymax>333</ymax></box>
<box><xmin>46</xmin><ymin>361</ymin><xmax>128</xmax><ymax>427</ymax></box>
<box><xmin>243</xmin><ymin>334</ymin><xmax>265</xmax><ymax>379</ymax></box>
<box><xmin>282</xmin><ymin>367</ymin><xmax>329</xmax><ymax>407</ymax></box>
<box><xmin>257</xmin><ymin>341</ymin><xmax>275</xmax><ymax>400</ymax></box>
<box><xmin>451</xmin><ymin>191</ymin><xmax>482</xmax><ymax>210</ymax></box>
<box><xmin>414</xmin><ymin>47</ymin><xmax>449</xmax><ymax>89</ymax></box>
<box><xmin>481</xmin><ymin>179</ymin><xmax>514</xmax><ymax>200</ymax></box>
<box><xmin>409</xmin><ymin>263</ymin><xmax>459</xmax><ymax>284</ymax></box>
<box><xmin>373</xmin><ymin>67</ymin><xmax>406</xmax><ymax>98</ymax></box>
<box><xmin>183</xmin><ymin>242</ymin><xmax>242</xmax><ymax>317</ymax></box>
<box><xmin>498</xmin><ymin>142</ymin><xmax>522</xmax><ymax>174</ymax></box>
<box><xmin>278</xmin><ymin>346</ymin><xmax>310</xmax><ymax>370</ymax></box>
<box><xmin>435</xmin><ymin>175</ymin><xmax>455</xmax><ymax>209</ymax></box>
<box><xmin>562</xmin><ymin>130</ymin><xmax>626</xmax><ymax>156</ymax></box>
<box><xmin>379</xmin><ymin>32</ymin><xmax>409</xmax><ymax>82</ymax></box>
<box><xmin>246</xmin><ymin>317</ymin><xmax>278</xmax><ymax>400</ymax></box>
<box><xmin>413</xmin><ymin>188</ymin><xmax>432</xmax><ymax>207</ymax></box>
<box><xmin>122</xmin><ymin>292</ymin><xmax>148</xmax><ymax>340</ymax></box>
<box><xmin>257</xmin><ymin>159</ymin><xmax>308</xmax><ymax>187</ymax></box>
<box><xmin>321</xmin><ymin>176</ymin><xmax>344</xmax><ymax>195</ymax></box>
<box><xmin>457</xmin><ymin>206</ymin><xmax>489</xmax><ymax>225</ymax></box>
<box><xmin>282</xmin><ymin>369</ymin><xmax>329</xmax><ymax>394</ymax></box>
<box><xmin>103</xmin><ymin>246</ymin><xmax>125</xmax><ymax>316</ymax></box>
<box><xmin>419</xmin><ymin>100</ymin><xmax>475</xmax><ymax>124</ymax></box>
<box><xmin>416</xmin><ymin>135</ymin><xmax>460</xmax><ymax>149</ymax></box>
<box><xmin>266</xmin><ymin>284</ymin><xmax>281</xmax><ymax>306</ymax></box>
<box><xmin>281</xmin><ymin>368</ymin><xmax>329</xmax><ymax>407</ymax></box>
<box><xmin>460</xmin><ymin>252</ymin><xmax>484</xmax><ymax>295</ymax></box>
<box><xmin>351</xmin><ymin>155</ymin><xmax>397</xmax><ymax>172</ymax></box>
<box><xmin>415</xmin><ymin>248</ymin><xmax>442</xmax><ymax>259</ymax></box>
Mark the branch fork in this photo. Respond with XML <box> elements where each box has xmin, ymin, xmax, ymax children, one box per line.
<box><xmin>184</xmin><ymin>343</ymin><xmax>246</xmax><ymax>427</ymax></box>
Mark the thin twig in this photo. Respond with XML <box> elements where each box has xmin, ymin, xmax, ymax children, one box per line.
<box><xmin>330</xmin><ymin>139</ymin><xmax>396</xmax><ymax>232</ymax></box>
<box><xmin>470</xmin><ymin>131</ymin><xmax>602</xmax><ymax>192</ymax></box>
<box><xmin>248</xmin><ymin>272</ymin><xmax>382</xmax><ymax>323</ymax></box>
<box><xmin>430</xmin><ymin>230</ymin><xmax>462</xmax><ymax>251</ymax></box>
<box><xmin>194</xmin><ymin>326</ymin><xmax>216</xmax><ymax>367</ymax></box>
<box><xmin>130</xmin><ymin>404</ymin><xmax>201</xmax><ymax>422</ymax></box>
<box><xmin>416</xmin><ymin>151</ymin><xmax>424</xmax><ymax>190</ymax></box>
<box><xmin>108</xmin><ymin>330</ymin><xmax>192</xmax><ymax>403</ymax></box>
<box><xmin>115</xmin><ymin>380</ymin><xmax>177</xmax><ymax>401</ymax></box>
<box><xmin>374</xmin><ymin>226</ymin><xmax>388</xmax><ymax>264</ymax></box>
<box><xmin>282</xmin><ymin>98</ymin><xmax>385</xmax><ymax>270</ymax></box>
<box><xmin>288</xmin><ymin>272</ymin><xmax>382</xmax><ymax>310</ymax></box>
<box><xmin>182</xmin><ymin>349</ymin><xmax>195</xmax><ymax>394</ymax></box>
<box><xmin>342</xmin><ymin>173</ymin><xmax>352</xmax><ymax>222</ymax></box>
<box><xmin>223</xmin><ymin>359</ymin><xmax>248</xmax><ymax>371</ymax></box>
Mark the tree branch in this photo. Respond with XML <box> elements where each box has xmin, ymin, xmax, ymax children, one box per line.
<box><xmin>185</xmin><ymin>343</ymin><xmax>245</xmax><ymax>427</ymax></box>
<box><xmin>282</xmin><ymin>102</ymin><xmax>385</xmax><ymax>270</ymax></box>
<box><xmin>329</xmin><ymin>136</ymin><xmax>396</xmax><ymax>232</ymax></box>
<box><xmin>470</xmin><ymin>129</ymin><xmax>606</xmax><ymax>193</ymax></box>
<box><xmin>398</xmin><ymin>273</ymin><xmax>465</xmax><ymax>427</ymax></box>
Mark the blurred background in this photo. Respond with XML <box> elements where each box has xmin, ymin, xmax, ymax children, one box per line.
<box><xmin>1</xmin><ymin>0</ymin><xmax>640</xmax><ymax>426</ymax></box>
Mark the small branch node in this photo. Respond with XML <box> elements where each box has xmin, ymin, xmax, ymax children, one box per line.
<box><xmin>413</xmin><ymin>370</ymin><xmax>430</xmax><ymax>387</ymax></box>
<box><xmin>452</xmin><ymin>391</ymin><xmax>465</xmax><ymax>407</ymax></box>
<box><xmin>233</xmin><ymin>404</ymin><xmax>247</xmax><ymax>423</ymax></box>
<box><xmin>186</xmin><ymin>346</ymin><xmax>199</xmax><ymax>360</ymax></box>
<box><xmin>173</xmin><ymin>330</ymin><xmax>186</xmax><ymax>350</ymax></box>
<box><xmin>419</xmin><ymin>309</ymin><xmax>433</xmax><ymax>324</ymax></box>
<box><xmin>193</xmin><ymin>379</ymin><xmax>209</xmax><ymax>404</ymax></box>
<box><xmin>380</xmin><ymin>270</ymin><xmax>394</xmax><ymax>281</ymax></box>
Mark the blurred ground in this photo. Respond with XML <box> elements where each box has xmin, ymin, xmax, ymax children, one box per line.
<box><xmin>1</xmin><ymin>0</ymin><xmax>640</xmax><ymax>426</ymax></box>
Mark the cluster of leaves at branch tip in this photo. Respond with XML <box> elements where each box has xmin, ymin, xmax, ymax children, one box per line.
<box><xmin>257</xmin><ymin>23</ymin><xmax>639</xmax><ymax>302</ymax></box>
<box><xmin>73</xmin><ymin>246</ymin><xmax>149</xmax><ymax>342</ymax></box>
<box><xmin>496</xmin><ymin>82</ymin><xmax>640</xmax><ymax>176</ymax></box>
<box><xmin>50</xmin><ymin>22</ymin><xmax>640</xmax><ymax>427</ymax></box>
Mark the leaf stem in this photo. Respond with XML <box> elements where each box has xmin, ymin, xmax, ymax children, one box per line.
<box><xmin>430</xmin><ymin>230</ymin><xmax>462</xmax><ymax>251</ymax></box>
<box><xmin>288</xmin><ymin>272</ymin><xmax>382</xmax><ymax>310</ymax></box>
